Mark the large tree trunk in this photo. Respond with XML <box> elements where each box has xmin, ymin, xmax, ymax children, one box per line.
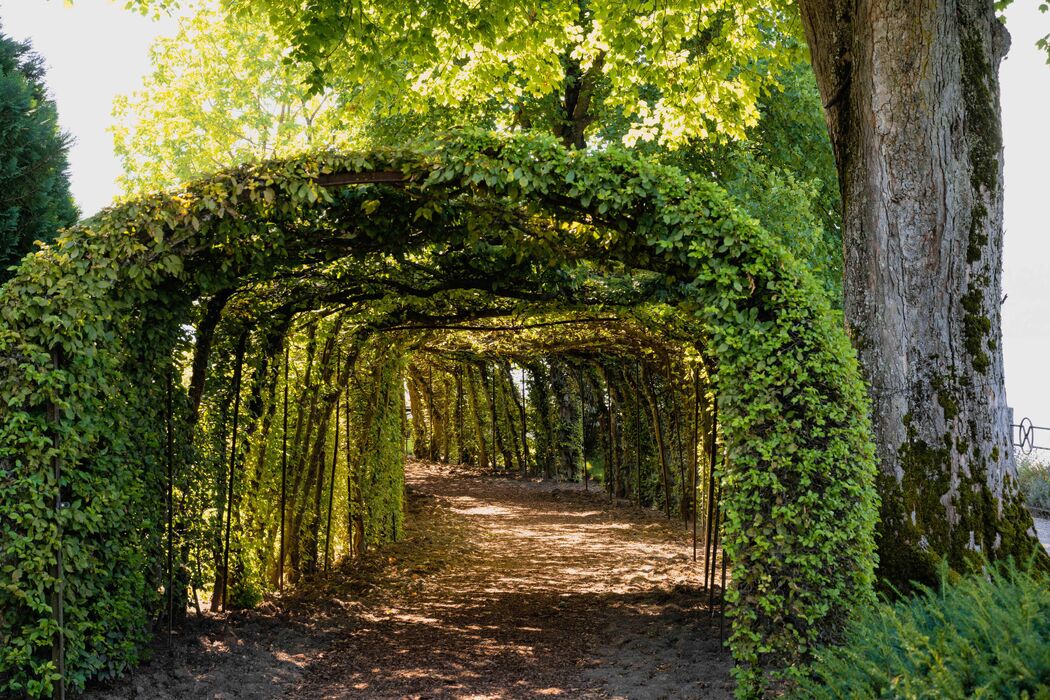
<box><xmin>799</xmin><ymin>0</ymin><xmax>1043</xmax><ymax>588</ymax></box>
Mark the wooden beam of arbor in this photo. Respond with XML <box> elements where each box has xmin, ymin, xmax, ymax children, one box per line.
<box><xmin>381</xmin><ymin>317</ymin><xmax>621</xmax><ymax>333</ymax></box>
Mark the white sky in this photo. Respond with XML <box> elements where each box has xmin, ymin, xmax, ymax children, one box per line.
<box><xmin>1</xmin><ymin>0</ymin><xmax>1048</xmax><ymax>428</ymax></box>
<box><xmin>1000</xmin><ymin>2</ymin><xmax>1050</xmax><ymax>430</ymax></box>
<box><xmin>0</xmin><ymin>0</ymin><xmax>185</xmax><ymax>213</ymax></box>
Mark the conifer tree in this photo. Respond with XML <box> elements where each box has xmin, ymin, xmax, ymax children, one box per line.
<box><xmin>0</xmin><ymin>24</ymin><xmax>77</xmax><ymax>280</ymax></box>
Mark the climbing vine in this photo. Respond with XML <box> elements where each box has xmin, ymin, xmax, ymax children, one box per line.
<box><xmin>0</xmin><ymin>130</ymin><xmax>876</xmax><ymax>697</ymax></box>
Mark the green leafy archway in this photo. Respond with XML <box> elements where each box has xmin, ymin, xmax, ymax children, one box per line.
<box><xmin>0</xmin><ymin>132</ymin><xmax>877</xmax><ymax>696</ymax></box>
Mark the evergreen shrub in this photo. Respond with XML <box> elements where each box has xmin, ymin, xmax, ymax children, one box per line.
<box><xmin>1017</xmin><ymin>453</ymin><xmax>1050</xmax><ymax>514</ymax></box>
<box><xmin>791</xmin><ymin>561</ymin><xmax>1050</xmax><ymax>699</ymax></box>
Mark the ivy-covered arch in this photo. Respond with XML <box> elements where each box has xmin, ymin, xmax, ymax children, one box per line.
<box><xmin>0</xmin><ymin>132</ymin><xmax>877</xmax><ymax>697</ymax></box>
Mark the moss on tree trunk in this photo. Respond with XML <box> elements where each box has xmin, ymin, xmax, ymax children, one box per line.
<box><xmin>799</xmin><ymin>0</ymin><xmax>1047</xmax><ymax>588</ymax></box>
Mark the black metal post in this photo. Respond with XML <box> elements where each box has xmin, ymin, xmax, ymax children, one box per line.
<box><xmin>606</xmin><ymin>378</ymin><xmax>614</xmax><ymax>501</ymax></box>
<box><xmin>719</xmin><ymin>544</ymin><xmax>729</xmax><ymax>642</ymax></box>
<box><xmin>692</xmin><ymin>366</ymin><xmax>700</xmax><ymax>562</ymax></box>
<box><xmin>323</xmin><ymin>365</ymin><xmax>341</xmax><ymax>572</ymax></box>
<box><xmin>221</xmin><ymin>333</ymin><xmax>246</xmax><ymax>612</ymax></box>
<box><xmin>670</xmin><ymin>366</ymin><xmax>686</xmax><ymax>520</ymax></box>
<box><xmin>634</xmin><ymin>365</ymin><xmax>642</xmax><ymax>505</ymax></box>
<box><xmin>166</xmin><ymin>367</ymin><xmax>175</xmax><ymax>645</ymax></box>
<box><xmin>581</xmin><ymin>368</ymin><xmax>588</xmax><ymax>490</ymax></box>
<box><xmin>490</xmin><ymin>367</ymin><xmax>498</xmax><ymax>471</ymax></box>
<box><xmin>49</xmin><ymin>347</ymin><xmax>65</xmax><ymax>700</ymax></box>
<box><xmin>427</xmin><ymin>364</ymin><xmax>433</xmax><ymax>461</ymax></box>
<box><xmin>708</xmin><ymin>481</ymin><xmax>721</xmax><ymax>620</ymax></box>
<box><xmin>703</xmin><ymin>400</ymin><xmax>718</xmax><ymax>591</ymax></box>
<box><xmin>346</xmin><ymin>381</ymin><xmax>354</xmax><ymax>556</ymax></box>
<box><xmin>521</xmin><ymin>366</ymin><xmax>529</xmax><ymax>474</ymax></box>
<box><xmin>279</xmin><ymin>344</ymin><xmax>288</xmax><ymax>592</ymax></box>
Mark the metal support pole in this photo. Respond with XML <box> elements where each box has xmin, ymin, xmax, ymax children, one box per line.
<box><xmin>405</xmin><ymin>376</ymin><xmax>410</xmax><ymax>458</ymax></box>
<box><xmin>323</xmin><ymin>365</ymin><xmax>341</xmax><ymax>573</ymax></box>
<box><xmin>221</xmin><ymin>333</ymin><xmax>246</xmax><ymax>612</ymax></box>
<box><xmin>346</xmin><ymin>381</ymin><xmax>354</xmax><ymax>557</ymax></box>
<box><xmin>606</xmin><ymin>379</ymin><xmax>613</xmax><ymax>501</ymax></box>
<box><xmin>49</xmin><ymin>347</ymin><xmax>65</xmax><ymax>700</ymax></box>
<box><xmin>428</xmin><ymin>365</ymin><xmax>433</xmax><ymax>461</ymax></box>
<box><xmin>166</xmin><ymin>367</ymin><xmax>175</xmax><ymax>645</ymax></box>
<box><xmin>708</xmin><ymin>481</ymin><xmax>721</xmax><ymax>620</ymax></box>
<box><xmin>719</xmin><ymin>543</ymin><xmax>729</xmax><ymax>642</ymax></box>
<box><xmin>581</xmin><ymin>368</ymin><xmax>588</xmax><ymax>490</ymax></box>
<box><xmin>691</xmin><ymin>366</ymin><xmax>700</xmax><ymax>562</ymax></box>
<box><xmin>490</xmin><ymin>368</ymin><xmax>498</xmax><ymax>471</ymax></box>
<box><xmin>634</xmin><ymin>365</ymin><xmax>642</xmax><ymax>506</ymax></box>
<box><xmin>455</xmin><ymin>372</ymin><xmax>463</xmax><ymax>463</ymax></box>
<box><xmin>703</xmin><ymin>399</ymin><xmax>718</xmax><ymax>592</ymax></box>
<box><xmin>521</xmin><ymin>366</ymin><xmax>529</xmax><ymax>474</ymax></box>
<box><xmin>670</xmin><ymin>365</ymin><xmax>686</xmax><ymax>520</ymax></box>
<box><xmin>279</xmin><ymin>344</ymin><xmax>288</xmax><ymax>592</ymax></box>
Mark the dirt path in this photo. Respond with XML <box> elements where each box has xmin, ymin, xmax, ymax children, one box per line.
<box><xmin>87</xmin><ymin>461</ymin><xmax>732</xmax><ymax>699</ymax></box>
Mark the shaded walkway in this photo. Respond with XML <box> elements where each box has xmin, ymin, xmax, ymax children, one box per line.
<box><xmin>88</xmin><ymin>461</ymin><xmax>731</xmax><ymax>699</ymax></box>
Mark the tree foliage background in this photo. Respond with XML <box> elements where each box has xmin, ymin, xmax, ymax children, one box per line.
<box><xmin>0</xmin><ymin>23</ymin><xmax>77</xmax><ymax>281</ymax></box>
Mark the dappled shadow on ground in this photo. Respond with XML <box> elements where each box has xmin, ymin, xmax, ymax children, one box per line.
<box><xmin>86</xmin><ymin>461</ymin><xmax>732</xmax><ymax>699</ymax></box>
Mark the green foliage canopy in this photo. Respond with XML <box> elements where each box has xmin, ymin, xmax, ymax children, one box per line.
<box><xmin>112</xmin><ymin>3</ymin><xmax>365</xmax><ymax>195</ymax></box>
<box><xmin>127</xmin><ymin>0</ymin><xmax>803</xmax><ymax>148</ymax></box>
<box><xmin>0</xmin><ymin>131</ymin><xmax>876</xmax><ymax>697</ymax></box>
<box><xmin>116</xmin><ymin>1</ymin><xmax>843</xmax><ymax>307</ymax></box>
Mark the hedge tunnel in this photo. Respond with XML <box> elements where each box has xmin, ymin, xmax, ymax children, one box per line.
<box><xmin>0</xmin><ymin>131</ymin><xmax>878</xmax><ymax>697</ymax></box>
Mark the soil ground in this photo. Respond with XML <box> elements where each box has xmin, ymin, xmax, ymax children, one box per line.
<box><xmin>85</xmin><ymin>461</ymin><xmax>733</xmax><ymax>699</ymax></box>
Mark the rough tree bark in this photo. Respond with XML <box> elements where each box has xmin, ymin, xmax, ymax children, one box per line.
<box><xmin>798</xmin><ymin>0</ymin><xmax>1044</xmax><ymax>587</ymax></box>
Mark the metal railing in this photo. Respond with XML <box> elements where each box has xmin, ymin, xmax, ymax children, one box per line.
<box><xmin>1013</xmin><ymin>416</ymin><xmax>1050</xmax><ymax>455</ymax></box>
<box><xmin>1007</xmin><ymin>417</ymin><xmax>1050</xmax><ymax>527</ymax></box>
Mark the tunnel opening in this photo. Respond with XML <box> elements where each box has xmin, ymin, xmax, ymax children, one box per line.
<box><xmin>0</xmin><ymin>131</ymin><xmax>877</xmax><ymax>696</ymax></box>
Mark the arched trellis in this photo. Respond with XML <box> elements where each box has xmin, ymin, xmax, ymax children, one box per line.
<box><xmin>0</xmin><ymin>131</ymin><xmax>877</xmax><ymax>697</ymax></box>
<box><xmin>404</xmin><ymin>326</ymin><xmax>713</xmax><ymax>530</ymax></box>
